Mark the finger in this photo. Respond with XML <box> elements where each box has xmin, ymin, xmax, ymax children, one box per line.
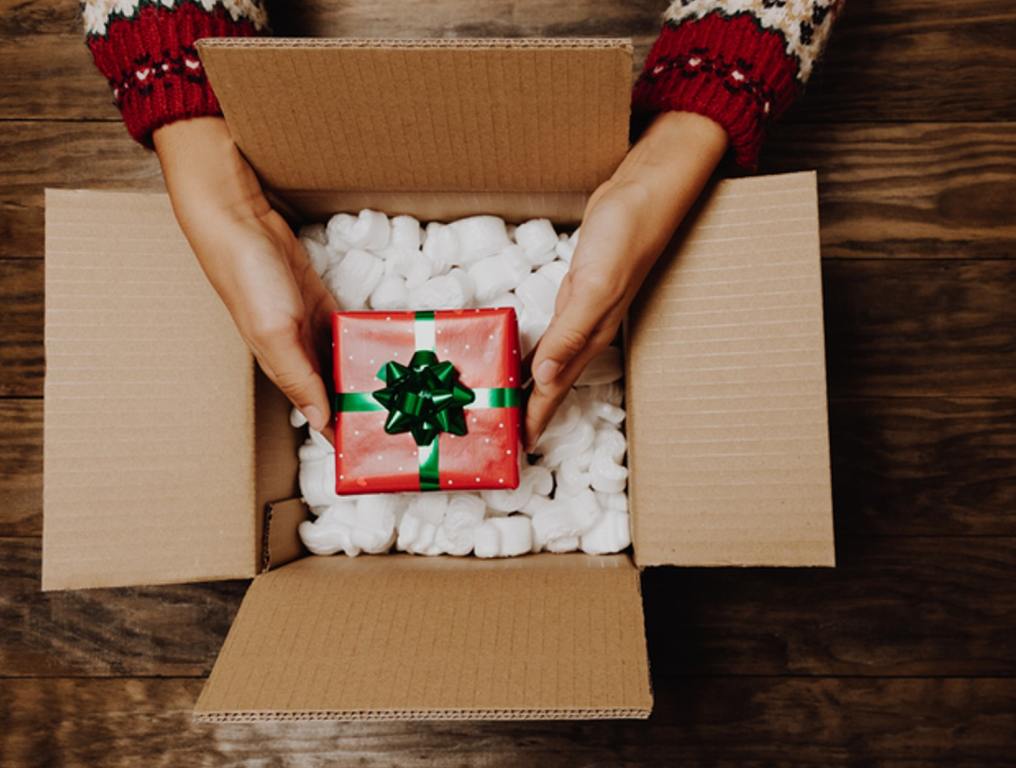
<box><xmin>525</xmin><ymin>328</ymin><xmax>611</xmax><ymax>450</ymax></box>
<box><xmin>525</xmin><ymin>291</ymin><xmax>616</xmax><ymax>450</ymax></box>
<box><xmin>249</xmin><ymin>319</ymin><xmax>332</xmax><ymax>432</ymax></box>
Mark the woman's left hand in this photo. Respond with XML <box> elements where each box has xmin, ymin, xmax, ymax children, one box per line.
<box><xmin>525</xmin><ymin>110</ymin><xmax>728</xmax><ymax>450</ymax></box>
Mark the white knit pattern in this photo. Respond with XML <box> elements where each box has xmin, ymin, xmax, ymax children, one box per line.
<box><xmin>82</xmin><ymin>0</ymin><xmax>268</xmax><ymax>36</ymax></box>
<box><xmin>664</xmin><ymin>0</ymin><xmax>842</xmax><ymax>81</ymax></box>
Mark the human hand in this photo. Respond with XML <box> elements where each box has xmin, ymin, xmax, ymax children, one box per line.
<box><xmin>153</xmin><ymin>117</ymin><xmax>338</xmax><ymax>434</ymax></box>
<box><xmin>525</xmin><ymin>111</ymin><xmax>728</xmax><ymax>449</ymax></box>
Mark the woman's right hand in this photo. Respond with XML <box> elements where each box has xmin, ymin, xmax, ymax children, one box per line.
<box><xmin>153</xmin><ymin>117</ymin><xmax>337</xmax><ymax>434</ymax></box>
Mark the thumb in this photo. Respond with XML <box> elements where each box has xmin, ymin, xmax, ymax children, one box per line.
<box><xmin>250</xmin><ymin>320</ymin><xmax>332</xmax><ymax>432</ymax></box>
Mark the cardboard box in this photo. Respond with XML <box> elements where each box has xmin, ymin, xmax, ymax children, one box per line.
<box><xmin>42</xmin><ymin>39</ymin><xmax>834</xmax><ymax>721</ymax></box>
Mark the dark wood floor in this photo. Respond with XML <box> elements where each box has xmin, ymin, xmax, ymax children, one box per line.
<box><xmin>2</xmin><ymin>1</ymin><xmax>1015</xmax><ymax>765</ymax></box>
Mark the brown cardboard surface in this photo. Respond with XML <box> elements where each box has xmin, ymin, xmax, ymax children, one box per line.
<box><xmin>199</xmin><ymin>38</ymin><xmax>632</xmax><ymax>222</ymax></box>
<box><xmin>626</xmin><ymin>172</ymin><xmax>834</xmax><ymax>567</ymax></box>
<box><xmin>195</xmin><ymin>553</ymin><xmax>652</xmax><ymax>721</ymax></box>
<box><xmin>42</xmin><ymin>190</ymin><xmax>257</xmax><ymax>590</ymax></box>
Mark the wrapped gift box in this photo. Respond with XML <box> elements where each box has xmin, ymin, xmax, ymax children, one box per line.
<box><xmin>333</xmin><ymin>308</ymin><xmax>522</xmax><ymax>494</ymax></box>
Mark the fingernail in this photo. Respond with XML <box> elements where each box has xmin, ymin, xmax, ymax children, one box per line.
<box><xmin>534</xmin><ymin>360</ymin><xmax>561</xmax><ymax>386</ymax></box>
<box><xmin>302</xmin><ymin>405</ymin><xmax>325</xmax><ymax>431</ymax></box>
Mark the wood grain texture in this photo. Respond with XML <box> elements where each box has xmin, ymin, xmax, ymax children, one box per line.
<box><xmin>830</xmin><ymin>397</ymin><xmax>1016</xmax><ymax>536</ymax></box>
<box><xmin>0</xmin><ymin>259</ymin><xmax>43</xmax><ymax>397</ymax></box>
<box><xmin>0</xmin><ymin>401</ymin><xmax>41</xmax><ymax>537</ymax></box>
<box><xmin>824</xmin><ymin>259</ymin><xmax>1016</xmax><ymax>398</ymax></box>
<box><xmin>763</xmin><ymin>122</ymin><xmax>1016</xmax><ymax>260</ymax></box>
<box><xmin>1</xmin><ymin>676</ymin><xmax>1013</xmax><ymax>767</ymax></box>
<box><xmin>1</xmin><ymin>0</ymin><xmax>1014</xmax><ymax>122</ymax></box>
<box><xmin>3</xmin><ymin>535</ymin><xmax>1014</xmax><ymax>678</ymax></box>
<box><xmin>0</xmin><ymin>538</ymin><xmax>245</xmax><ymax>678</ymax></box>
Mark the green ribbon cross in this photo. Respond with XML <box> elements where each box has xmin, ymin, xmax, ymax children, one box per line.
<box><xmin>335</xmin><ymin>311</ymin><xmax>521</xmax><ymax>491</ymax></box>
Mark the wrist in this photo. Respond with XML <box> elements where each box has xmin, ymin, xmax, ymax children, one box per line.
<box><xmin>154</xmin><ymin>117</ymin><xmax>267</xmax><ymax>225</ymax></box>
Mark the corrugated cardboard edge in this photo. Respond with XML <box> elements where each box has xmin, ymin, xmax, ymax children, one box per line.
<box><xmin>260</xmin><ymin>497</ymin><xmax>309</xmax><ymax>572</ymax></box>
<box><xmin>195</xmin><ymin>706</ymin><xmax>649</xmax><ymax>722</ymax></box>
<box><xmin>199</xmin><ymin>37</ymin><xmax>634</xmax><ymax>51</ymax></box>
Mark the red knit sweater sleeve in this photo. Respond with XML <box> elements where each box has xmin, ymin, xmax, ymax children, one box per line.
<box><xmin>633</xmin><ymin>1</ymin><xmax>844</xmax><ymax>167</ymax></box>
<box><xmin>83</xmin><ymin>1</ymin><xmax>268</xmax><ymax>147</ymax></box>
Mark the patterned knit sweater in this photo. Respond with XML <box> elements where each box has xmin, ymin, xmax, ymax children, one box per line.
<box><xmin>83</xmin><ymin>0</ymin><xmax>841</xmax><ymax>167</ymax></box>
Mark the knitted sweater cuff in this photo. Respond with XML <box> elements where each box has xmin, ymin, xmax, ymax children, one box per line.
<box><xmin>632</xmin><ymin>13</ymin><xmax>802</xmax><ymax>168</ymax></box>
<box><xmin>86</xmin><ymin>3</ymin><xmax>262</xmax><ymax>147</ymax></box>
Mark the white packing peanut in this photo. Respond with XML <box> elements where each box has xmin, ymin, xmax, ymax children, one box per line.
<box><xmin>536</xmin><ymin>260</ymin><xmax>569</xmax><ymax>291</ymax></box>
<box><xmin>422</xmin><ymin>222</ymin><xmax>460</xmax><ymax>273</ymax></box>
<box><xmin>580</xmin><ymin>510</ymin><xmax>631</xmax><ymax>555</ymax></box>
<box><xmin>593</xmin><ymin>426</ymin><xmax>627</xmax><ymax>464</ymax></box>
<box><xmin>468</xmin><ymin>254</ymin><xmax>527</xmax><ymax>303</ymax></box>
<box><xmin>299</xmin><ymin>517</ymin><xmax>359</xmax><ymax>557</ymax></box>
<box><xmin>447</xmin><ymin>267</ymin><xmax>476</xmax><ymax>306</ymax></box>
<box><xmin>515</xmin><ymin>271</ymin><xmax>558</xmax><ymax>317</ymax></box>
<box><xmin>388</xmin><ymin>215</ymin><xmax>422</xmax><ymax>254</ymax></box>
<box><xmin>514</xmin><ymin>218</ymin><xmax>558</xmax><ymax>267</ymax></box>
<box><xmin>325</xmin><ymin>212</ymin><xmax>356</xmax><ymax>253</ymax></box>
<box><xmin>369</xmin><ymin>274</ymin><xmax>410</xmax><ymax>311</ymax></box>
<box><xmin>323</xmin><ymin>249</ymin><xmax>384</xmax><ymax>310</ymax></box>
<box><xmin>481</xmin><ymin>464</ymin><xmax>552</xmax><ymax>513</ymax></box>
<box><xmin>450</xmin><ymin>215</ymin><xmax>512</xmax><ymax>263</ymax></box>
<box><xmin>589</xmin><ymin>450</ymin><xmax>629</xmax><ymax>494</ymax></box>
<box><xmin>474</xmin><ymin>516</ymin><xmax>532</xmax><ymax>558</ymax></box>
<box><xmin>415</xmin><ymin>273</ymin><xmax>470</xmax><ymax>310</ymax></box>
<box><xmin>301</xmin><ymin>236</ymin><xmax>333</xmax><ymax>277</ymax></box>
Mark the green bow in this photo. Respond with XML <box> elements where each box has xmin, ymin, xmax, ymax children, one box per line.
<box><xmin>372</xmin><ymin>350</ymin><xmax>476</xmax><ymax>446</ymax></box>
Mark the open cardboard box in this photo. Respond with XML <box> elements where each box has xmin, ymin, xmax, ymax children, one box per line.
<box><xmin>42</xmin><ymin>39</ymin><xmax>834</xmax><ymax>721</ymax></box>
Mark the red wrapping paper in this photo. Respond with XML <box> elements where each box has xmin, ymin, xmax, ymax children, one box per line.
<box><xmin>332</xmin><ymin>308</ymin><xmax>522</xmax><ymax>494</ymax></box>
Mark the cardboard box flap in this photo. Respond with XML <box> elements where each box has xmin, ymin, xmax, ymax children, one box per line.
<box><xmin>198</xmin><ymin>38</ymin><xmax>632</xmax><ymax>221</ymax></box>
<box><xmin>195</xmin><ymin>553</ymin><xmax>652</xmax><ymax>721</ymax></box>
<box><xmin>43</xmin><ymin>190</ymin><xmax>257</xmax><ymax>590</ymax></box>
<box><xmin>626</xmin><ymin>172</ymin><xmax>835</xmax><ymax>567</ymax></box>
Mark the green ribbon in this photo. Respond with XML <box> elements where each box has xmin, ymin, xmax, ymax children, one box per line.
<box><xmin>335</xmin><ymin>311</ymin><xmax>521</xmax><ymax>491</ymax></box>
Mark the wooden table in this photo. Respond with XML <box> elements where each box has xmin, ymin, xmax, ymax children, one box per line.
<box><xmin>2</xmin><ymin>1</ymin><xmax>1014</xmax><ymax>764</ymax></box>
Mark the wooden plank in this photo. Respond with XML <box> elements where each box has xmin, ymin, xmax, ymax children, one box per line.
<box><xmin>5</xmin><ymin>257</ymin><xmax>1015</xmax><ymax>398</ymax></box>
<box><xmin>0</xmin><ymin>259</ymin><xmax>42</xmax><ymax>397</ymax></box>
<box><xmin>0</xmin><ymin>401</ymin><xmax>41</xmax><ymax>537</ymax></box>
<box><xmin>643</xmin><ymin>536</ymin><xmax>1016</xmax><ymax>677</ymax></box>
<box><xmin>824</xmin><ymin>259</ymin><xmax>1016</xmax><ymax>398</ymax></box>
<box><xmin>0</xmin><ymin>676</ymin><xmax>1012</xmax><ymax>766</ymax></box>
<box><xmin>3</xmin><ymin>536</ymin><xmax>1014</xmax><ymax>678</ymax></box>
<box><xmin>830</xmin><ymin>397</ymin><xmax>1016</xmax><ymax>536</ymax></box>
<box><xmin>763</xmin><ymin>122</ymin><xmax>1016</xmax><ymax>260</ymax></box>
<box><xmin>0</xmin><ymin>1</ymin><xmax>1013</xmax><ymax>122</ymax></box>
<box><xmin>0</xmin><ymin>538</ymin><xmax>245</xmax><ymax>677</ymax></box>
<box><xmin>3</xmin><ymin>120</ymin><xmax>1012</xmax><ymax>261</ymax></box>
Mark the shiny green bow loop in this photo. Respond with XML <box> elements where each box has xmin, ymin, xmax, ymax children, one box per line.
<box><xmin>371</xmin><ymin>350</ymin><xmax>476</xmax><ymax>447</ymax></box>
